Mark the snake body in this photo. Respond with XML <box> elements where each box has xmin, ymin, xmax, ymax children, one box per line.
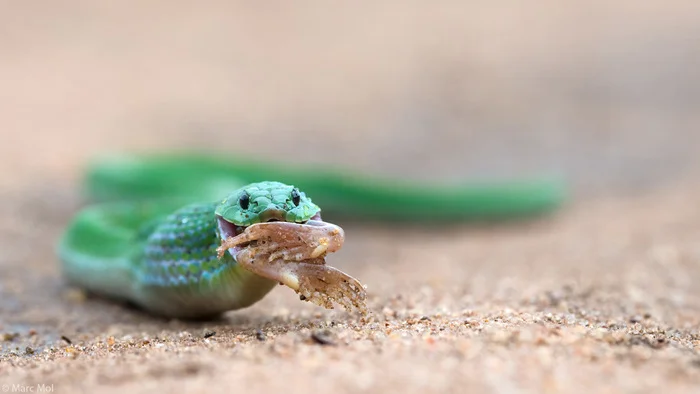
<box><xmin>58</xmin><ymin>154</ymin><xmax>566</xmax><ymax>318</ymax></box>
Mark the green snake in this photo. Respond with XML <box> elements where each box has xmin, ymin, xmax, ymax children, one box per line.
<box><xmin>58</xmin><ymin>154</ymin><xmax>566</xmax><ymax>319</ymax></box>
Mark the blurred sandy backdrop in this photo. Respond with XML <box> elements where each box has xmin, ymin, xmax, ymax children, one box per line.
<box><xmin>2</xmin><ymin>2</ymin><xmax>700</xmax><ymax>393</ymax></box>
<box><xmin>2</xmin><ymin>1</ymin><xmax>699</xmax><ymax>191</ymax></box>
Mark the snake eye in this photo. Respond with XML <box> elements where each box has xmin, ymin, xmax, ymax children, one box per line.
<box><xmin>291</xmin><ymin>188</ymin><xmax>301</xmax><ymax>206</ymax></box>
<box><xmin>238</xmin><ymin>192</ymin><xmax>250</xmax><ymax>210</ymax></box>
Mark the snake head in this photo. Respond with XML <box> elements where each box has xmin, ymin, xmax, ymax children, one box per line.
<box><xmin>215</xmin><ymin>182</ymin><xmax>321</xmax><ymax>239</ymax></box>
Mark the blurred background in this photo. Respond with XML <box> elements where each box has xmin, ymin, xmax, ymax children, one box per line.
<box><xmin>2</xmin><ymin>2</ymin><xmax>700</xmax><ymax>392</ymax></box>
<box><xmin>2</xmin><ymin>1</ymin><xmax>699</xmax><ymax>194</ymax></box>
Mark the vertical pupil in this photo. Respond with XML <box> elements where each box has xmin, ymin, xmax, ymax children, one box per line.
<box><xmin>291</xmin><ymin>189</ymin><xmax>300</xmax><ymax>206</ymax></box>
<box><xmin>239</xmin><ymin>193</ymin><xmax>250</xmax><ymax>209</ymax></box>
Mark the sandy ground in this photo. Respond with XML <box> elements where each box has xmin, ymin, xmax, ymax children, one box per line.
<box><xmin>2</xmin><ymin>2</ymin><xmax>700</xmax><ymax>393</ymax></box>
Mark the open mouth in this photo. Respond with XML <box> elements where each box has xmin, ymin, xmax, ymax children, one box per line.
<box><xmin>215</xmin><ymin>213</ymin><xmax>323</xmax><ymax>250</ymax></box>
<box><xmin>216</xmin><ymin>216</ymin><xmax>246</xmax><ymax>241</ymax></box>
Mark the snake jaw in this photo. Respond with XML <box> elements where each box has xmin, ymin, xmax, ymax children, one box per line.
<box><xmin>217</xmin><ymin>217</ymin><xmax>344</xmax><ymax>258</ymax></box>
<box><xmin>217</xmin><ymin>216</ymin><xmax>243</xmax><ymax>241</ymax></box>
<box><xmin>215</xmin><ymin>217</ymin><xmax>339</xmax><ymax>259</ymax></box>
<box><xmin>216</xmin><ymin>217</ymin><xmax>242</xmax><ymax>259</ymax></box>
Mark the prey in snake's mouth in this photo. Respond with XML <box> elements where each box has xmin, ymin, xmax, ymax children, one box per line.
<box><xmin>215</xmin><ymin>215</ymin><xmax>367</xmax><ymax>314</ymax></box>
<box><xmin>216</xmin><ymin>209</ymin><xmax>328</xmax><ymax>261</ymax></box>
<box><xmin>215</xmin><ymin>213</ymin><xmax>333</xmax><ymax>262</ymax></box>
<box><xmin>216</xmin><ymin>212</ymin><xmax>321</xmax><ymax>239</ymax></box>
<box><xmin>213</xmin><ymin>182</ymin><xmax>367</xmax><ymax>314</ymax></box>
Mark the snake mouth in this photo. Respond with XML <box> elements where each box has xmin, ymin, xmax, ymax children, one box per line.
<box><xmin>216</xmin><ymin>212</ymin><xmax>322</xmax><ymax>239</ymax></box>
<box><xmin>216</xmin><ymin>217</ymin><xmax>254</xmax><ymax>258</ymax></box>
<box><xmin>216</xmin><ymin>213</ymin><xmax>323</xmax><ymax>250</ymax></box>
<box><xmin>215</xmin><ymin>213</ymin><xmax>336</xmax><ymax>262</ymax></box>
<box><xmin>216</xmin><ymin>216</ymin><xmax>246</xmax><ymax>241</ymax></box>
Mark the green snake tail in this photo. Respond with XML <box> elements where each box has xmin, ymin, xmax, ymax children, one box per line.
<box><xmin>84</xmin><ymin>153</ymin><xmax>566</xmax><ymax>221</ymax></box>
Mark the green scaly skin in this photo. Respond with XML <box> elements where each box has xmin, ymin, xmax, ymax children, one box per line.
<box><xmin>59</xmin><ymin>182</ymin><xmax>321</xmax><ymax>319</ymax></box>
<box><xmin>59</xmin><ymin>153</ymin><xmax>567</xmax><ymax>319</ymax></box>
